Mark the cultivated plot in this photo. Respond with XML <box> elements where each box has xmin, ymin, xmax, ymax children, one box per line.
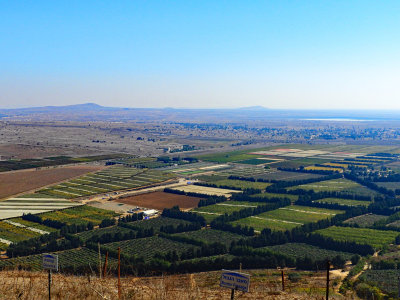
<box><xmin>314</xmin><ymin>226</ymin><xmax>399</xmax><ymax>248</ymax></box>
<box><xmin>231</xmin><ymin>205</ymin><xmax>343</xmax><ymax>232</ymax></box>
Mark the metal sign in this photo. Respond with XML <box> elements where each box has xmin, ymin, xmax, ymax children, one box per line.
<box><xmin>220</xmin><ymin>270</ymin><xmax>250</xmax><ymax>292</ymax></box>
<box><xmin>42</xmin><ymin>254</ymin><xmax>58</xmax><ymax>271</ymax></box>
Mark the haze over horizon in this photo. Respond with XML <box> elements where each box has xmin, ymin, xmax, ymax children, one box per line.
<box><xmin>1</xmin><ymin>1</ymin><xmax>400</xmax><ymax>110</ymax></box>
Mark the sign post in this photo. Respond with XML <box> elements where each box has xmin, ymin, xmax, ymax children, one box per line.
<box><xmin>42</xmin><ymin>254</ymin><xmax>58</xmax><ymax>300</ymax></box>
<box><xmin>220</xmin><ymin>270</ymin><xmax>250</xmax><ymax>299</ymax></box>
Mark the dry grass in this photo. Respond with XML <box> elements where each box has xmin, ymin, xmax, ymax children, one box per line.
<box><xmin>0</xmin><ymin>269</ymin><xmax>357</xmax><ymax>299</ymax></box>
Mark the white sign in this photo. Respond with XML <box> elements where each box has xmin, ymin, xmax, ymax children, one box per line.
<box><xmin>220</xmin><ymin>270</ymin><xmax>250</xmax><ymax>292</ymax></box>
<box><xmin>42</xmin><ymin>254</ymin><xmax>58</xmax><ymax>271</ymax></box>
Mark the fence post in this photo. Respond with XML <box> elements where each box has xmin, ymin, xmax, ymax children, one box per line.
<box><xmin>281</xmin><ymin>270</ymin><xmax>285</xmax><ymax>291</ymax></box>
<box><xmin>326</xmin><ymin>261</ymin><xmax>330</xmax><ymax>300</ymax></box>
<box><xmin>118</xmin><ymin>247</ymin><xmax>121</xmax><ymax>299</ymax></box>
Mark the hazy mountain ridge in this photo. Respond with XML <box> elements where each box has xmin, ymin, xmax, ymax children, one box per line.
<box><xmin>1</xmin><ymin>103</ymin><xmax>400</xmax><ymax>123</ymax></box>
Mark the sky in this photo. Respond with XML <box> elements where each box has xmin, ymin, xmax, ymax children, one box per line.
<box><xmin>1</xmin><ymin>1</ymin><xmax>400</xmax><ymax>110</ymax></box>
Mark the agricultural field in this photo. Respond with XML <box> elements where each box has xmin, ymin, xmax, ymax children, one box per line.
<box><xmin>102</xmin><ymin>236</ymin><xmax>199</xmax><ymax>262</ymax></box>
<box><xmin>267</xmin><ymin>158</ymin><xmax>332</xmax><ymax>169</ymax></box>
<box><xmin>0</xmin><ymin>248</ymin><xmax>118</xmax><ymax>272</ymax></box>
<box><xmin>235</xmin><ymin>158</ymin><xmax>280</xmax><ymax>165</ymax></box>
<box><xmin>343</xmin><ymin>214</ymin><xmax>387</xmax><ymax>227</ymax></box>
<box><xmin>35</xmin><ymin>166</ymin><xmax>175</xmax><ymax>199</ymax></box>
<box><xmin>231</xmin><ymin>205</ymin><xmax>343</xmax><ymax>232</ymax></box>
<box><xmin>304</xmin><ymin>166</ymin><xmax>343</xmax><ymax>173</ymax></box>
<box><xmin>253</xmin><ymin>170</ymin><xmax>325</xmax><ymax>181</ymax></box>
<box><xmin>314</xmin><ymin>226</ymin><xmax>399</xmax><ymax>248</ymax></box>
<box><xmin>264</xmin><ymin>243</ymin><xmax>355</xmax><ymax>261</ymax></box>
<box><xmin>251</xmin><ymin>192</ymin><xmax>299</xmax><ymax>202</ymax></box>
<box><xmin>161</xmin><ymin>162</ymin><xmax>231</xmax><ymax>176</ymax></box>
<box><xmin>76</xmin><ymin>225</ymin><xmax>135</xmax><ymax>242</ymax></box>
<box><xmin>0</xmin><ymin>165</ymin><xmax>104</xmax><ymax>199</ymax></box>
<box><xmin>174</xmin><ymin>229</ymin><xmax>246</xmax><ymax>246</ymax></box>
<box><xmin>7</xmin><ymin>217</ymin><xmax>58</xmax><ymax>233</ymax></box>
<box><xmin>0</xmin><ymin>197</ymin><xmax>81</xmax><ymax>220</ymax></box>
<box><xmin>216</xmin><ymin>166</ymin><xmax>271</xmax><ymax>178</ymax></box>
<box><xmin>201</xmin><ymin>179</ymin><xmax>271</xmax><ymax>190</ymax></box>
<box><xmin>0</xmin><ymin>221</ymin><xmax>42</xmax><ymax>244</ymax></box>
<box><xmin>315</xmin><ymin>198</ymin><xmax>371</xmax><ymax>207</ymax></box>
<box><xmin>197</xmin><ymin>149</ymin><xmax>266</xmax><ymax>163</ymax></box>
<box><xmin>375</xmin><ymin>182</ymin><xmax>400</xmax><ymax>191</ymax></box>
<box><xmin>288</xmin><ymin>178</ymin><xmax>379</xmax><ymax>196</ymax></box>
<box><xmin>39</xmin><ymin>205</ymin><xmax>119</xmax><ymax>226</ymax></box>
<box><xmin>115</xmin><ymin>191</ymin><xmax>202</xmax><ymax>210</ymax></box>
<box><xmin>358</xmin><ymin>270</ymin><xmax>400</xmax><ymax>296</ymax></box>
<box><xmin>192</xmin><ymin>201</ymin><xmax>264</xmax><ymax>223</ymax></box>
<box><xmin>169</xmin><ymin>185</ymin><xmax>241</xmax><ymax>197</ymax></box>
<box><xmin>124</xmin><ymin>217</ymin><xmax>193</xmax><ymax>233</ymax></box>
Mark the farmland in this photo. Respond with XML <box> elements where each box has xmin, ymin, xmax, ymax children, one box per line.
<box><xmin>231</xmin><ymin>205</ymin><xmax>343</xmax><ymax>232</ymax></box>
<box><xmin>201</xmin><ymin>178</ymin><xmax>271</xmax><ymax>190</ymax></box>
<box><xmin>77</xmin><ymin>225</ymin><xmax>135</xmax><ymax>242</ymax></box>
<box><xmin>115</xmin><ymin>191</ymin><xmax>202</xmax><ymax>210</ymax></box>
<box><xmin>123</xmin><ymin>217</ymin><xmax>193</xmax><ymax>232</ymax></box>
<box><xmin>253</xmin><ymin>170</ymin><xmax>324</xmax><ymax>181</ymax></box>
<box><xmin>251</xmin><ymin>192</ymin><xmax>299</xmax><ymax>202</ymax></box>
<box><xmin>169</xmin><ymin>185</ymin><xmax>241</xmax><ymax>197</ymax></box>
<box><xmin>343</xmin><ymin>214</ymin><xmax>387</xmax><ymax>227</ymax></box>
<box><xmin>39</xmin><ymin>205</ymin><xmax>119</xmax><ymax>226</ymax></box>
<box><xmin>0</xmin><ymin>248</ymin><xmax>118</xmax><ymax>272</ymax></box>
<box><xmin>192</xmin><ymin>201</ymin><xmax>264</xmax><ymax>223</ymax></box>
<box><xmin>0</xmin><ymin>221</ymin><xmax>41</xmax><ymax>243</ymax></box>
<box><xmin>0</xmin><ymin>165</ymin><xmax>105</xmax><ymax>199</ymax></box>
<box><xmin>174</xmin><ymin>229</ymin><xmax>246</xmax><ymax>246</ymax></box>
<box><xmin>314</xmin><ymin>226</ymin><xmax>399</xmax><ymax>248</ymax></box>
<box><xmin>0</xmin><ymin>197</ymin><xmax>81</xmax><ymax>220</ymax></box>
<box><xmin>358</xmin><ymin>270</ymin><xmax>400</xmax><ymax>296</ymax></box>
<box><xmin>315</xmin><ymin>198</ymin><xmax>371</xmax><ymax>207</ymax></box>
<box><xmin>35</xmin><ymin>166</ymin><xmax>175</xmax><ymax>199</ymax></box>
<box><xmin>264</xmin><ymin>243</ymin><xmax>354</xmax><ymax>260</ymax></box>
<box><xmin>102</xmin><ymin>236</ymin><xmax>199</xmax><ymax>262</ymax></box>
<box><xmin>288</xmin><ymin>178</ymin><xmax>378</xmax><ymax>195</ymax></box>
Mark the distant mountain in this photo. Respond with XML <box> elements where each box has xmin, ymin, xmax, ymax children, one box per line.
<box><xmin>237</xmin><ymin>106</ymin><xmax>269</xmax><ymax>111</ymax></box>
<box><xmin>1</xmin><ymin>103</ymin><xmax>400</xmax><ymax>123</ymax></box>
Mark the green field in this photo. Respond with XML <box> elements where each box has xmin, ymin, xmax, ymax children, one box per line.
<box><xmin>0</xmin><ymin>248</ymin><xmax>118</xmax><ymax>272</ymax></box>
<box><xmin>174</xmin><ymin>229</ymin><xmax>246</xmax><ymax>246</ymax></box>
<box><xmin>343</xmin><ymin>214</ymin><xmax>387</xmax><ymax>227</ymax></box>
<box><xmin>0</xmin><ymin>221</ymin><xmax>41</xmax><ymax>243</ymax></box>
<box><xmin>251</xmin><ymin>192</ymin><xmax>299</xmax><ymax>202</ymax></box>
<box><xmin>8</xmin><ymin>218</ymin><xmax>58</xmax><ymax>232</ymax></box>
<box><xmin>76</xmin><ymin>225</ymin><xmax>135</xmax><ymax>242</ymax></box>
<box><xmin>102</xmin><ymin>236</ymin><xmax>199</xmax><ymax>262</ymax></box>
<box><xmin>203</xmin><ymin>179</ymin><xmax>271</xmax><ymax>190</ymax></box>
<box><xmin>264</xmin><ymin>243</ymin><xmax>354</xmax><ymax>260</ymax></box>
<box><xmin>375</xmin><ymin>182</ymin><xmax>400</xmax><ymax>191</ymax></box>
<box><xmin>236</xmin><ymin>158</ymin><xmax>277</xmax><ymax>165</ymax></box>
<box><xmin>314</xmin><ymin>226</ymin><xmax>399</xmax><ymax>248</ymax></box>
<box><xmin>288</xmin><ymin>178</ymin><xmax>379</xmax><ymax>195</ymax></box>
<box><xmin>315</xmin><ymin>198</ymin><xmax>371</xmax><ymax>207</ymax></box>
<box><xmin>35</xmin><ymin>166</ymin><xmax>175</xmax><ymax>199</ymax></box>
<box><xmin>254</xmin><ymin>171</ymin><xmax>324</xmax><ymax>181</ymax></box>
<box><xmin>124</xmin><ymin>217</ymin><xmax>193</xmax><ymax>232</ymax></box>
<box><xmin>359</xmin><ymin>270</ymin><xmax>400</xmax><ymax>295</ymax></box>
<box><xmin>193</xmin><ymin>201</ymin><xmax>264</xmax><ymax>223</ymax></box>
<box><xmin>39</xmin><ymin>205</ymin><xmax>118</xmax><ymax>225</ymax></box>
<box><xmin>231</xmin><ymin>205</ymin><xmax>343</xmax><ymax>232</ymax></box>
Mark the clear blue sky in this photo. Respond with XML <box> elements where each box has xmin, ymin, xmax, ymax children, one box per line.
<box><xmin>1</xmin><ymin>1</ymin><xmax>400</xmax><ymax>109</ymax></box>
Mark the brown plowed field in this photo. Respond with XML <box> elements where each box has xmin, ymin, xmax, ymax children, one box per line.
<box><xmin>115</xmin><ymin>191</ymin><xmax>202</xmax><ymax>210</ymax></box>
<box><xmin>0</xmin><ymin>165</ymin><xmax>105</xmax><ymax>199</ymax></box>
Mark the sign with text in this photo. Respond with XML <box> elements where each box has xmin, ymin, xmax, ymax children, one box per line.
<box><xmin>42</xmin><ymin>254</ymin><xmax>58</xmax><ymax>271</ymax></box>
<box><xmin>220</xmin><ymin>270</ymin><xmax>250</xmax><ymax>292</ymax></box>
